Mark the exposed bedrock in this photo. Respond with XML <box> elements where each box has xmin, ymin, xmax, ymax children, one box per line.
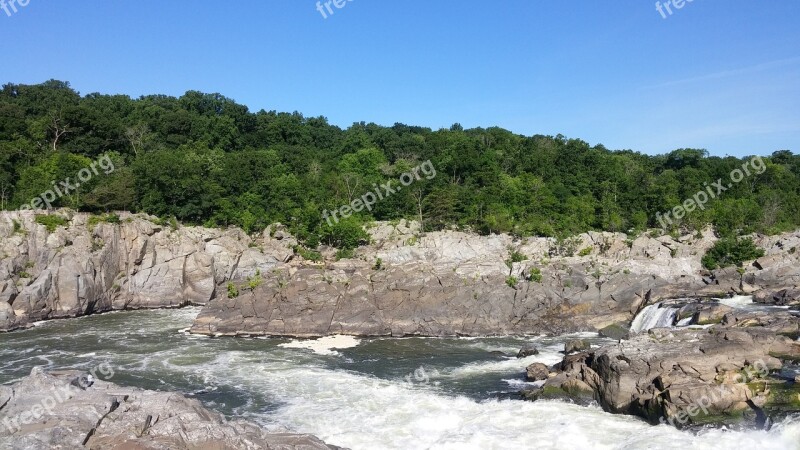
<box><xmin>0</xmin><ymin>368</ymin><xmax>341</xmax><ymax>449</ymax></box>
<box><xmin>2</xmin><ymin>210</ymin><xmax>800</xmax><ymax>336</ymax></box>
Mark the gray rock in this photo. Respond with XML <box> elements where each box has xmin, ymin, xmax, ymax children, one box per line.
<box><xmin>564</xmin><ymin>339</ymin><xmax>590</xmax><ymax>354</ymax></box>
<box><xmin>534</xmin><ymin>321</ymin><xmax>800</xmax><ymax>428</ymax></box>
<box><xmin>0</xmin><ymin>368</ymin><xmax>341</xmax><ymax>450</ymax></box>
<box><xmin>525</xmin><ymin>363</ymin><xmax>550</xmax><ymax>381</ymax></box>
<box><xmin>517</xmin><ymin>344</ymin><xmax>539</xmax><ymax>358</ymax></box>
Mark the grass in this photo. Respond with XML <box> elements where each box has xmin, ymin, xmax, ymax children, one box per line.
<box><xmin>87</xmin><ymin>213</ymin><xmax>121</xmax><ymax>231</ymax></box>
<box><xmin>35</xmin><ymin>214</ymin><xmax>69</xmax><ymax>233</ymax></box>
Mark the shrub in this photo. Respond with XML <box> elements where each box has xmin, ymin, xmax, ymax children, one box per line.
<box><xmin>294</xmin><ymin>245</ymin><xmax>322</xmax><ymax>262</ymax></box>
<box><xmin>320</xmin><ymin>218</ymin><xmax>369</xmax><ymax>250</ymax></box>
<box><xmin>247</xmin><ymin>270</ymin><xmax>263</xmax><ymax>290</ymax></box>
<box><xmin>578</xmin><ymin>247</ymin><xmax>593</xmax><ymax>257</ymax></box>
<box><xmin>87</xmin><ymin>213</ymin><xmax>121</xmax><ymax>231</ymax></box>
<box><xmin>373</xmin><ymin>257</ymin><xmax>383</xmax><ymax>270</ymax></box>
<box><xmin>227</xmin><ymin>282</ymin><xmax>239</xmax><ymax>298</ymax></box>
<box><xmin>505</xmin><ymin>276</ymin><xmax>518</xmax><ymax>288</ymax></box>
<box><xmin>528</xmin><ymin>268</ymin><xmax>542</xmax><ymax>283</ymax></box>
<box><xmin>12</xmin><ymin>220</ymin><xmax>22</xmax><ymax>234</ymax></box>
<box><xmin>702</xmin><ymin>237</ymin><xmax>765</xmax><ymax>270</ymax></box>
<box><xmin>35</xmin><ymin>214</ymin><xmax>69</xmax><ymax>233</ymax></box>
<box><xmin>335</xmin><ymin>248</ymin><xmax>354</xmax><ymax>260</ymax></box>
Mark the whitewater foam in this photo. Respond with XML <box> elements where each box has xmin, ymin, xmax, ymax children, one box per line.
<box><xmin>279</xmin><ymin>335</ymin><xmax>362</xmax><ymax>355</ymax></box>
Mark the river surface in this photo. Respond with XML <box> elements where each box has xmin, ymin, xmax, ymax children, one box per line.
<box><xmin>1</xmin><ymin>308</ymin><xmax>799</xmax><ymax>450</ymax></box>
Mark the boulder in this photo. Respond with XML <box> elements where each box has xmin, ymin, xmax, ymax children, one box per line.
<box><xmin>517</xmin><ymin>344</ymin><xmax>539</xmax><ymax>358</ymax></box>
<box><xmin>564</xmin><ymin>339</ymin><xmax>590</xmax><ymax>354</ymax></box>
<box><xmin>0</xmin><ymin>368</ymin><xmax>340</xmax><ymax>450</ymax></box>
<box><xmin>525</xmin><ymin>362</ymin><xmax>550</xmax><ymax>381</ymax></box>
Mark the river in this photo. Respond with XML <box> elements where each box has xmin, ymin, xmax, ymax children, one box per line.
<box><xmin>1</xmin><ymin>308</ymin><xmax>799</xmax><ymax>449</ymax></box>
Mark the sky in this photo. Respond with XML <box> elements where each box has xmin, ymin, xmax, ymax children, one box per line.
<box><xmin>1</xmin><ymin>0</ymin><xmax>798</xmax><ymax>157</ymax></box>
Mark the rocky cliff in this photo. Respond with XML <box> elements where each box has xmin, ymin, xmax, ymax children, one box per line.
<box><xmin>2</xmin><ymin>210</ymin><xmax>799</xmax><ymax>336</ymax></box>
<box><xmin>0</xmin><ymin>210</ymin><xmax>294</xmax><ymax>332</ymax></box>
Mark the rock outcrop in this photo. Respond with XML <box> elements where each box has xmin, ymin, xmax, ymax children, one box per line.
<box><xmin>191</xmin><ymin>223</ymin><xmax>800</xmax><ymax>337</ymax></box>
<box><xmin>0</xmin><ymin>368</ymin><xmax>340</xmax><ymax>449</ymax></box>
<box><xmin>0</xmin><ymin>211</ymin><xmax>294</xmax><ymax>332</ymax></box>
<box><xmin>3</xmin><ymin>210</ymin><xmax>800</xmax><ymax>337</ymax></box>
<box><xmin>524</xmin><ymin>313</ymin><xmax>800</xmax><ymax>428</ymax></box>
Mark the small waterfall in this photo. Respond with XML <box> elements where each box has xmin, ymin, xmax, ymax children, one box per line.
<box><xmin>630</xmin><ymin>303</ymin><xmax>680</xmax><ymax>333</ymax></box>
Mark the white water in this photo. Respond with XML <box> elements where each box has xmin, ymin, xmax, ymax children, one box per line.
<box><xmin>190</xmin><ymin>351</ymin><xmax>800</xmax><ymax>450</ymax></box>
<box><xmin>278</xmin><ymin>335</ymin><xmax>363</xmax><ymax>355</ymax></box>
<box><xmin>718</xmin><ymin>295</ymin><xmax>755</xmax><ymax>308</ymax></box>
<box><xmin>3</xmin><ymin>309</ymin><xmax>800</xmax><ymax>450</ymax></box>
<box><xmin>630</xmin><ymin>304</ymin><xmax>680</xmax><ymax>333</ymax></box>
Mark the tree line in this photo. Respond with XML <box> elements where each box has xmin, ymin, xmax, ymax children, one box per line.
<box><xmin>1</xmin><ymin>80</ymin><xmax>799</xmax><ymax>249</ymax></box>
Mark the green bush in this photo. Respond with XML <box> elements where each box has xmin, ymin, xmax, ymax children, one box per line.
<box><xmin>702</xmin><ymin>237</ymin><xmax>765</xmax><ymax>270</ymax></box>
<box><xmin>578</xmin><ymin>247</ymin><xmax>593</xmax><ymax>257</ymax></box>
<box><xmin>335</xmin><ymin>248</ymin><xmax>354</xmax><ymax>260</ymax></box>
<box><xmin>12</xmin><ymin>220</ymin><xmax>22</xmax><ymax>234</ymax></box>
<box><xmin>227</xmin><ymin>282</ymin><xmax>239</xmax><ymax>298</ymax></box>
<box><xmin>87</xmin><ymin>213</ymin><xmax>121</xmax><ymax>231</ymax></box>
<box><xmin>35</xmin><ymin>214</ymin><xmax>69</xmax><ymax>233</ymax></box>
<box><xmin>505</xmin><ymin>276</ymin><xmax>518</xmax><ymax>288</ymax></box>
<box><xmin>529</xmin><ymin>268</ymin><xmax>542</xmax><ymax>283</ymax></box>
<box><xmin>294</xmin><ymin>245</ymin><xmax>322</xmax><ymax>262</ymax></box>
<box><xmin>320</xmin><ymin>218</ymin><xmax>369</xmax><ymax>250</ymax></box>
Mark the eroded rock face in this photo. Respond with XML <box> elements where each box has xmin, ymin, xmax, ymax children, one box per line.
<box><xmin>3</xmin><ymin>211</ymin><xmax>800</xmax><ymax>337</ymax></box>
<box><xmin>191</xmin><ymin>224</ymin><xmax>800</xmax><ymax>338</ymax></box>
<box><xmin>527</xmin><ymin>320</ymin><xmax>800</xmax><ymax>428</ymax></box>
<box><xmin>0</xmin><ymin>368</ymin><xmax>341</xmax><ymax>450</ymax></box>
<box><xmin>0</xmin><ymin>211</ymin><xmax>294</xmax><ymax>331</ymax></box>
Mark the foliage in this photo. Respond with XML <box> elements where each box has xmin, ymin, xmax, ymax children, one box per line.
<box><xmin>373</xmin><ymin>257</ymin><xmax>383</xmax><ymax>270</ymax></box>
<box><xmin>87</xmin><ymin>213</ymin><xmax>120</xmax><ymax>231</ymax></box>
<box><xmin>294</xmin><ymin>245</ymin><xmax>322</xmax><ymax>262</ymax></box>
<box><xmin>578</xmin><ymin>247</ymin><xmax>593</xmax><ymax>257</ymax></box>
<box><xmin>1</xmin><ymin>81</ymin><xmax>798</xmax><ymax>247</ymax></box>
<box><xmin>35</xmin><ymin>214</ymin><xmax>69</xmax><ymax>232</ymax></box>
<box><xmin>528</xmin><ymin>267</ymin><xmax>542</xmax><ymax>283</ymax></box>
<box><xmin>701</xmin><ymin>237</ymin><xmax>766</xmax><ymax>270</ymax></box>
<box><xmin>12</xmin><ymin>219</ymin><xmax>22</xmax><ymax>234</ymax></box>
<box><xmin>226</xmin><ymin>282</ymin><xmax>239</xmax><ymax>299</ymax></box>
<box><xmin>335</xmin><ymin>248</ymin><xmax>354</xmax><ymax>260</ymax></box>
<box><xmin>505</xmin><ymin>276</ymin><xmax>519</xmax><ymax>288</ymax></box>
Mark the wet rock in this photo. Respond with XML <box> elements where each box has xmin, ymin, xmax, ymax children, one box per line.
<box><xmin>535</xmin><ymin>322</ymin><xmax>800</xmax><ymax>428</ymax></box>
<box><xmin>598</xmin><ymin>323</ymin><xmax>629</xmax><ymax>341</ymax></box>
<box><xmin>693</xmin><ymin>304</ymin><xmax>734</xmax><ymax>325</ymax></box>
<box><xmin>525</xmin><ymin>363</ymin><xmax>550</xmax><ymax>381</ymax></box>
<box><xmin>0</xmin><ymin>368</ymin><xmax>340</xmax><ymax>450</ymax></box>
<box><xmin>517</xmin><ymin>344</ymin><xmax>540</xmax><ymax>358</ymax></box>
<box><xmin>564</xmin><ymin>339</ymin><xmax>590</xmax><ymax>354</ymax></box>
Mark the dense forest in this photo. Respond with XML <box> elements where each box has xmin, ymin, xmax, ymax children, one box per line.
<box><xmin>1</xmin><ymin>80</ymin><xmax>799</xmax><ymax>249</ymax></box>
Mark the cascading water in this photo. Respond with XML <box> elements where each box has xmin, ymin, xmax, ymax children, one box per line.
<box><xmin>629</xmin><ymin>303</ymin><xmax>681</xmax><ymax>333</ymax></box>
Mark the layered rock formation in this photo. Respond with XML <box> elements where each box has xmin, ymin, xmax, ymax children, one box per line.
<box><xmin>1</xmin><ymin>210</ymin><xmax>294</xmax><ymax>332</ymax></box>
<box><xmin>0</xmin><ymin>368</ymin><xmax>340</xmax><ymax>449</ymax></box>
<box><xmin>191</xmin><ymin>222</ymin><xmax>800</xmax><ymax>337</ymax></box>
<box><xmin>523</xmin><ymin>307</ymin><xmax>800</xmax><ymax>428</ymax></box>
<box><xmin>3</xmin><ymin>210</ymin><xmax>800</xmax><ymax>337</ymax></box>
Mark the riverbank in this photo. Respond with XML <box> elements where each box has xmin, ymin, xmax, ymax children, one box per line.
<box><xmin>3</xmin><ymin>210</ymin><xmax>799</xmax><ymax>336</ymax></box>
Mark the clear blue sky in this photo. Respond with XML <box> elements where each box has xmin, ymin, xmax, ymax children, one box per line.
<box><xmin>1</xmin><ymin>0</ymin><xmax>798</xmax><ymax>157</ymax></box>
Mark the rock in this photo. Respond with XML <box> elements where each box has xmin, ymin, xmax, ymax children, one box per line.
<box><xmin>0</xmin><ymin>368</ymin><xmax>340</xmax><ymax>450</ymax></box>
<box><xmin>517</xmin><ymin>344</ymin><xmax>539</xmax><ymax>358</ymax></box>
<box><xmin>564</xmin><ymin>339</ymin><xmax>590</xmax><ymax>354</ymax></box>
<box><xmin>598</xmin><ymin>323</ymin><xmax>629</xmax><ymax>341</ymax></box>
<box><xmin>534</xmin><ymin>322</ymin><xmax>800</xmax><ymax>428</ymax></box>
<box><xmin>693</xmin><ymin>304</ymin><xmax>734</xmax><ymax>325</ymax></box>
<box><xmin>525</xmin><ymin>362</ymin><xmax>550</xmax><ymax>381</ymax></box>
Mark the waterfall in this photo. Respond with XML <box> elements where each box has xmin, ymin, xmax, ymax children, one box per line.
<box><xmin>630</xmin><ymin>303</ymin><xmax>680</xmax><ymax>333</ymax></box>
